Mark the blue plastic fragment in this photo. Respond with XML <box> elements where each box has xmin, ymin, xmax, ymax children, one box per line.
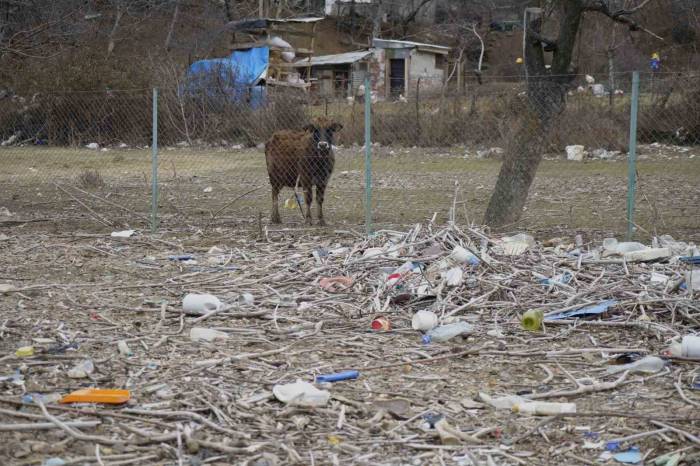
<box><xmin>169</xmin><ymin>255</ymin><xmax>195</xmax><ymax>261</ymax></box>
<box><xmin>43</xmin><ymin>458</ymin><xmax>66</xmax><ymax>466</ymax></box>
<box><xmin>613</xmin><ymin>447</ymin><xmax>642</xmax><ymax>464</ymax></box>
<box><xmin>316</xmin><ymin>370</ymin><xmax>359</xmax><ymax>383</ymax></box>
<box><xmin>545</xmin><ymin>299</ymin><xmax>617</xmax><ymax>321</ymax></box>
<box><xmin>679</xmin><ymin>256</ymin><xmax>700</xmax><ymax>265</ymax></box>
<box><xmin>422</xmin><ymin>335</ymin><xmax>432</xmax><ymax>345</ymax></box>
<box><xmin>606</xmin><ymin>441</ymin><xmax>621</xmax><ymax>451</ymax></box>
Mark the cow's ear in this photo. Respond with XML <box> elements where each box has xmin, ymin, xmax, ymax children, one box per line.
<box><xmin>303</xmin><ymin>123</ymin><xmax>316</xmax><ymax>132</ymax></box>
<box><xmin>329</xmin><ymin>122</ymin><xmax>343</xmax><ymax>132</ymax></box>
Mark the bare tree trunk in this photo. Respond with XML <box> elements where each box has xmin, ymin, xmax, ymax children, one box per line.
<box><xmin>164</xmin><ymin>0</ymin><xmax>180</xmax><ymax>51</ymax></box>
<box><xmin>484</xmin><ymin>2</ymin><xmax>579</xmax><ymax>227</ymax></box>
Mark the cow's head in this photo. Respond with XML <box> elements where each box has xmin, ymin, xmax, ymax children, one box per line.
<box><xmin>304</xmin><ymin>118</ymin><xmax>343</xmax><ymax>154</ymax></box>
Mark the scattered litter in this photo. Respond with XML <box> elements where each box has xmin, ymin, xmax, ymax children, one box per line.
<box><xmin>371</xmin><ymin>315</ymin><xmax>390</xmax><ymax>331</ymax></box>
<box><xmin>203</xmin><ymin>186</ymin><xmax>213</xmax><ymax>193</ymax></box>
<box><xmin>606</xmin><ymin>356</ymin><xmax>665</xmax><ymax>375</ymax></box>
<box><xmin>42</xmin><ymin>458</ymin><xmax>66</xmax><ymax>466</ymax></box>
<box><xmin>512</xmin><ymin>400</ymin><xmax>576</xmax><ymax>415</ymax></box>
<box><xmin>85</xmin><ymin>142</ymin><xmax>99</xmax><ymax>150</ymax></box>
<box><xmin>110</xmin><ymin>229</ymin><xmax>135</xmax><ymax>238</ymax></box>
<box><xmin>498</xmin><ymin>233</ymin><xmax>535</xmax><ymax>255</ymax></box>
<box><xmin>423</xmin><ymin>321</ymin><xmax>473</xmax><ymax>343</ymax></box>
<box><xmin>521</xmin><ymin>309</ymin><xmax>544</xmax><ymax>331</ymax></box>
<box><xmin>117</xmin><ymin>340</ymin><xmax>133</xmax><ymax>357</ymax></box>
<box><xmin>182</xmin><ymin>293</ymin><xmax>222</xmax><ymax>315</ymax></box>
<box><xmin>189</xmin><ymin>327</ymin><xmax>228</xmax><ymax>342</ymax></box>
<box><xmin>445</xmin><ymin>267</ymin><xmax>463</xmax><ymax>286</ymax></box>
<box><xmin>67</xmin><ymin>359</ymin><xmax>95</xmax><ymax>379</ymax></box>
<box><xmin>272</xmin><ymin>380</ymin><xmax>330</xmax><ymax>407</ymax></box>
<box><xmin>169</xmin><ymin>254</ymin><xmax>195</xmax><ymax>262</ymax></box>
<box><xmin>613</xmin><ymin>447</ymin><xmax>642</xmax><ymax>464</ymax></box>
<box><xmin>412</xmin><ymin>310</ymin><xmax>438</xmax><ymax>331</ymax></box>
<box><xmin>450</xmin><ymin>245</ymin><xmax>480</xmax><ymax>265</ymax></box>
<box><xmin>14</xmin><ymin>346</ymin><xmax>34</xmax><ymax>357</ymax></box>
<box><xmin>685</xmin><ymin>269</ymin><xmax>700</xmax><ymax>291</ymax></box>
<box><xmin>319</xmin><ymin>276</ymin><xmax>354</xmax><ymax>292</ymax></box>
<box><xmin>0</xmin><ymin>207</ymin><xmax>13</xmax><ymax>217</ymax></box>
<box><xmin>61</xmin><ymin>388</ymin><xmax>130</xmax><ymax>404</ymax></box>
<box><xmin>545</xmin><ymin>300</ymin><xmax>617</xmax><ymax>321</ymax></box>
<box><xmin>316</xmin><ymin>370</ymin><xmax>359</xmax><ymax>383</ymax></box>
<box><xmin>566</xmin><ymin>145</ymin><xmax>585</xmax><ymax>161</ymax></box>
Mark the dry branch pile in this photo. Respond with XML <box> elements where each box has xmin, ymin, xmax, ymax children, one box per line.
<box><xmin>0</xmin><ymin>222</ymin><xmax>698</xmax><ymax>465</ymax></box>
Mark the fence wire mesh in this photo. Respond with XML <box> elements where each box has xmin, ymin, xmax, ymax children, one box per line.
<box><xmin>0</xmin><ymin>72</ymin><xmax>698</xmax><ymax>239</ymax></box>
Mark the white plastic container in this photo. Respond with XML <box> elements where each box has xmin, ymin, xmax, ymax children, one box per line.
<box><xmin>513</xmin><ymin>401</ymin><xmax>576</xmax><ymax>415</ymax></box>
<box><xmin>425</xmin><ymin>322</ymin><xmax>473</xmax><ymax>343</ymax></box>
<box><xmin>685</xmin><ymin>269</ymin><xmax>700</xmax><ymax>292</ymax></box>
<box><xmin>182</xmin><ymin>293</ymin><xmax>222</xmax><ymax>316</ymax></box>
<box><xmin>117</xmin><ymin>340</ymin><xmax>132</xmax><ymax>357</ymax></box>
<box><xmin>445</xmin><ymin>267</ymin><xmax>463</xmax><ymax>287</ymax></box>
<box><xmin>412</xmin><ymin>310</ymin><xmax>438</xmax><ymax>331</ymax></box>
<box><xmin>681</xmin><ymin>335</ymin><xmax>700</xmax><ymax>358</ymax></box>
<box><xmin>272</xmin><ymin>379</ymin><xmax>330</xmax><ymax>407</ymax></box>
<box><xmin>623</xmin><ymin>247</ymin><xmax>670</xmax><ymax>262</ymax></box>
<box><xmin>189</xmin><ymin>327</ymin><xmax>228</xmax><ymax>342</ymax></box>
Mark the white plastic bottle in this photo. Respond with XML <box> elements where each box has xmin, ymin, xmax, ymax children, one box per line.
<box><xmin>424</xmin><ymin>322</ymin><xmax>473</xmax><ymax>343</ymax></box>
<box><xmin>513</xmin><ymin>401</ymin><xmax>576</xmax><ymax>415</ymax></box>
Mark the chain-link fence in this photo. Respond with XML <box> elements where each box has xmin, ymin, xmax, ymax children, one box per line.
<box><xmin>1</xmin><ymin>72</ymin><xmax>698</xmax><ymax>239</ymax></box>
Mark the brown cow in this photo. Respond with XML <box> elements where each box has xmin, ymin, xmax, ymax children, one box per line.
<box><xmin>265</xmin><ymin>117</ymin><xmax>343</xmax><ymax>226</ymax></box>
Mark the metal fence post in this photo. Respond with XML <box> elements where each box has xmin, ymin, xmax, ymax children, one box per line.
<box><xmin>151</xmin><ymin>88</ymin><xmax>159</xmax><ymax>233</ymax></box>
<box><xmin>626</xmin><ymin>72</ymin><xmax>640</xmax><ymax>240</ymax></box>
<box><xmin>364</xmin><ymin>77</ymin><xmax>372</xmax><ymax>236</ymax></box>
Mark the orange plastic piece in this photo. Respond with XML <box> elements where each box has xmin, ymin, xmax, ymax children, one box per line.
<box><xmin>60</xmin><ymin>388</ymin><xmax>130</xmax><ymax>404</ymax></box>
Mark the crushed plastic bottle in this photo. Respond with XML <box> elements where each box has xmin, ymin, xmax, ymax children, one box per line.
<box><xmin>602</xmin><ymin>238</ymin><xmax>647</xmax><ymax>256</ymax></box>
<box><xmin>423</xmin><ymin>322</ymin><xmax>473</xmax><ymax>343</ymax></box>
<box><xmin>450</xmin><ymin>245</ymin><xmax>480</xmax><ymax>265</ymax></box>
<box><xmin>606</xmin><ymin>355</ymin><xmax>665</xmax><ymax>375</ymax></box>
<box><xmin>67</xmin><ymin>359</ymin><xmax>94</xmax><ymax>379</ymax></box>
<box><xmin>685</xmin><ymin>269</ymin><xmax>700</xmax><ymax>292</ymax></box>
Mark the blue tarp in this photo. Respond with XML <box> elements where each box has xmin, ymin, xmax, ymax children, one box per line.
<box><xmin>184</xmin><ymin>47</ymin><xmax>269</xmax><ymax>108</ymax></box>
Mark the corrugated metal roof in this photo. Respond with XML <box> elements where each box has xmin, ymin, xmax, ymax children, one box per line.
<box><xmin>293</xmin><ymin>50</ymin><xmax>373</xmax><ymax>67</ymax></box>
<box><xmin>372</xmin><ymin>38</ymin><xmax>450</xmax><ymax>54</ymax></box>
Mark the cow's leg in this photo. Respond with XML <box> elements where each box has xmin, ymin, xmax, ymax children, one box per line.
<box><xmin>304</xmin><ymin>184</ymin><xmax>313</xmax><ymax>225</ymax></box>
<box><xmin>271</xmin><ymin>184</ymin><xmax>281</xmax><ymax>224</ymax></box>
<box><xmin>316</xmin><ymin>184</ymin><xmax>327</xmax><ymax>226</ymax></box>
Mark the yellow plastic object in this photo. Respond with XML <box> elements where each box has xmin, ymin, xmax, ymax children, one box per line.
<box><xmin>516</xmin><ymin>57</ymin><xmax>523</xmax><ymax>64</ymax></box>
<box><xmin>60</xmin><ymin>388</ymin><xmax>130</xmax><ymax>405</ymax></box>
<box><xmin>521</xmin><ymin>309</ymin><xmax>544</xmax><ymax>331</ymax></box>
<box><xmin>284</xmin><ymin>198</ymin><xmax>296</xmax><ymax>209</ymax></box>
<box><xmin>15</xmin><ymin>346</ymin><xmax>34</xmax><ymax>357</ymax></box>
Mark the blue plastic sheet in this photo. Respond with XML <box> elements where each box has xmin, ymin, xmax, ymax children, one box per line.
<box><xmin>184</xmin><ymin>47</ymin><xmax>269</xmax><ymax>108</ymax></box>
<box><xmin>544</xmin><ymin>300</ymin><xmax>617</xmax><ymax>321</ymax></box>
<box><xmin>613</xmin><ymin>447</ymin><xmax>642</xmax><ymax>464</ymax></box>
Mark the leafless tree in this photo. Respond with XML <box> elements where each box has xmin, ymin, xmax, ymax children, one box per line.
<box><xmin>483</xmin><ymin>0</ymin><xmax>661</xmax><ymax>228</ymax></box>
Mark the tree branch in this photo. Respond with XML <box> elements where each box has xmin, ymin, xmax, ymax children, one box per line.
<box><xmin>583</xmin><ymin>0</ymin><xmax>664</xmax><ymax>40</ymax></box>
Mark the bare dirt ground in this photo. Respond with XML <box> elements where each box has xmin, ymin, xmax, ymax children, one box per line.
<box><xmin>0</xmin><ymin>146</ymin><xmax>699</xmax><ymax>466</ymax></box>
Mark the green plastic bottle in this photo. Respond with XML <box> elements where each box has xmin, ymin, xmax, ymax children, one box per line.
<box><xmin>521</xmin><ymin>309</ymin><xmax>544</xmax><ymax>331</ymax></box>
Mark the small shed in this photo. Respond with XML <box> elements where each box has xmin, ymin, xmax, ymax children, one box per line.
<box><xmin>293</xmin><ymin>50</ymin><xmax>373</xmax><ymax>98</ymax></box>
<box><xmin>371</xmin><ymin>38</ymin><xmax>450</xmax><ymax>98</ymax></box>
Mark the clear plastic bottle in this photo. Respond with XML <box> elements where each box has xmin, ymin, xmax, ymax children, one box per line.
<box><xmin>424</xmin><ymin>322</ymin><xmax>473</xmax><ymax>343</ymax></box>
<box><xmin>606</xmin><ymin>355</ymin><xmax>665</xmax><ymax>374</ymax></box>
